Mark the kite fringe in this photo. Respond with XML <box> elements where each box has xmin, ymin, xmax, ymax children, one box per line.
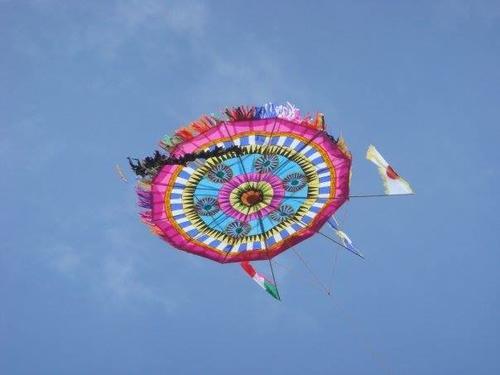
<box><xmin>131</xmin><ymin>102</ymin><xmax>351</xmax><ymax>183</ymax></box>
<box><xmin>134</xmin><ymin>181</ymin><xmax>162</xmax><ymax>235</ymax></box>
<box><xmin>337</xmin><ymin>136</ymin><xmax>352</xmax><ymax>159</ymax></box>
<box><xmin>160</xmin><ymin>115</ymin><xmax>223</xmax><ymax>151</ymax></box>
<box><xmin>159</xmin><ymin>102</ymin><xmax>341</xmax><ymax>152</ymax></box>
<box><xmin>137</xmin><ymin>180</ymin><xmax>152</xmax><ymax>191</ymax></box>
<box><xmin>136</xmin><ymin>187</ymin><xmax>152</xmax><ymax>209</ymax></box>
<box><xmin>139</xmin><ymin>211</ymin><xmax>163</xmax><ymax>235</ymax></box>
<box><xmin>314</xmin><ymin>113</ymin><xmax>325</xmax><ymax>130</ymax></box>
<box><xmin>224</xmin><ymin>105</ymin><xmax>256</xmax><ymax>121</ymax></box>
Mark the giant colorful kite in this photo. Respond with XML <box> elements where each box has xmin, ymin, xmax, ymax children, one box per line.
<box><xmin>128</xmin><ymin>103</ymin><xmax>413</xmax><ymax>300</ymax></box>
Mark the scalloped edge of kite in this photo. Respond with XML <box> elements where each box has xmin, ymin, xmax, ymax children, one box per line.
<box><xmin>132</xmin><ymin>103</ymin><xmax>352</xmax><ymax>263</ymax></box>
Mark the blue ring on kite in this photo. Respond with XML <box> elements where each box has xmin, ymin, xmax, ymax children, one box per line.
<box><xmin>195</xmin><ymin>197</ymin><xmax>220</xmax><ymax>216</ymax></box>
<box><xmin>283</xmin><ymin>172</ymin><xmax>308</xmax><ymax>192</ymax></box>
<box><xmin>207</xmin><ymin>164</ymin><xmax>233</xmax><ymax>183</ymax></box>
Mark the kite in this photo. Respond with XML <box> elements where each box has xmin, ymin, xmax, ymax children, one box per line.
<box><xmin>128</xmin><ymin>103</ymin><xmax>413</xmax><ymax>300</ymax></box>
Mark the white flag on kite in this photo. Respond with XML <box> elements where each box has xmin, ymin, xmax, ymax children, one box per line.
<box><xmin>366</xmin><ymin>145</ymin><xmax>414</xmax><ymax>195</ymax></box>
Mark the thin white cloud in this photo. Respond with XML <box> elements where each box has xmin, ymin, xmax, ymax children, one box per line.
<box><xmin>8</xmin><ymin>0</ymin><xmax>208</xmax><ymax>60</ymax></box>
<box><xmin>74</xmin><ymin>0</ymin><xmax>208</xmax><ymax>59</ymax></box>
<box><xmin>43</xmin><ymin>190</ymin><xmax>183</xmax><ymax>313</ymax></box>
<box><xmin>183</xmin><ymin>44</ymin><xmax>307</xmax><ymax>114</ymax></box>
<box><xmin>45</xmin><ymin>240</ymin><xmax>181</xmax><ymax>313</ymax></box>
<box><xmin>101</xmin><ymin>257</ymin><xmax>178</xmax><ymax>312</ymax></box>
<box><xmin>45</xmin><ymin>240</ymin><xmax>178</xmax><ymax>312</ymax></box>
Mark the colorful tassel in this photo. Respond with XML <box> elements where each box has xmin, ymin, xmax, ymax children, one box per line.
<box><xmin>137</xmin><ymin>180</ymin><xmax>151</xmax><ymax>191</ymax></box>
<box><xmin>224</xmin><ymin>106</ymin><xmax>255</xmax><ymax>121</ymax></box>
<box><xmin>275</xmin><ymin>102</ymin><xmax>301</xmax><ymax>121</ymax></box>
<box><xmin>136</xmin><ymin>189</ymin><xmax>152</xmax><ymax>209</ymax></box>
<box><xmin>190</xmin><ymin>115</ymin><xmax>217</xmax><ymax>133</ymax></box>
<box><xmin>159</xmin><ymin>135</ymin><xmax>183</xmax><ymax>151</ymax></box>
<box><xmin>255</xmin><ymin>103</ymin><xmax>277</xmax><ymax>119</ymax></box>
<box><xmin>175</xmin><ymin>128</ymin><xmax>195</xmax><ymax>140</ymax></box>
<box><xmin>159</xmin><ymin>103</ymin><xmax>333</xmax><ymax>151</ymax></box>
<box><xmin>336</xmin><ymin>136</ymin><xmax>352</xmax><ymax>159</ymax></box>
<box><xmin>313</xmin><ymin>113</ymin><xmax>325</xmax><ymax>130</ymax></box>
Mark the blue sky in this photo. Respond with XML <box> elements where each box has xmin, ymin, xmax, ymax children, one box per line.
<box><xmin>1</xmin><ymin>1</ymin><xmax>499</xmax><ymax>374</ymax></box>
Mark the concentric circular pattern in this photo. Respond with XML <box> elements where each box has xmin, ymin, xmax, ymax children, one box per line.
<box><xmin>151</xmin><ymin>118</ymin><xmax>351</xmax><ymax>263</ymax></box>
<box><xmin>254</xmin><ymin>154</ymin><xmax>279</xmax><ymax>173</ymax></box>
<box><xmin>283</xmin><ymin>172</ymin><xmax>308</xmax><ymax>192</ymax></box>
<box><xmin>269</xmin><ymin>204</ymin><xmax>295</xmax><ymax>223</ymax></box>
<box><xmin>194</xmin><ymin>197</ymin><xmax>219</xmax><ymax>216</ymax></box>
<box><xmin>177</xmin><ymin>142</ymin><xmax>323</xmax><ymax>246</ymax></box>
<box><xmin>207</xmin><ymin>164</ymin><xmax>233</xmax><ymax>183</ymax></box>
<box><xmin>225</xmin><ymin>221</ymin><xmax>251</xmax><ymax>238</ymax></box>
<box><xmin>219</xmin><ymin>172</ymin><xmax>284</xmax><ymax>222</ymax></box>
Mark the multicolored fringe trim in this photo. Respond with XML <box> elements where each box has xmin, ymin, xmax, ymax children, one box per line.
<box><xmin>135</xmin><ymin>181</ymin><xmax>163</xmax><ymax>236</ymax></box>
<box><xmin>131</xmin><ymin>102</ymin><xmax>351</xmax><ymax>241</ymax></box>
<box><xmin>158</xmin><ymin>102</ymin><xmax>340</xmax><ymax>152</ymax></box>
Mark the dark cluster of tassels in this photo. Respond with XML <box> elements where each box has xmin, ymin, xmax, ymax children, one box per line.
<box><xmin>128</xmin><ymin>145</ymin><xmax>244</xmax><ymax>178</ymax></box>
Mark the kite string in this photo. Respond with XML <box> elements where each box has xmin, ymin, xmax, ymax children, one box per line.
<box><xmin>329</xmin><ymin>202</ymin><xmax>351</xmax><ymax>292</ymax></box>
<box><xmin>195</xmin><ymin>197</ymin><xmax>390</xmax><ymax>373</ymax></box>
<box><xmin>271</xmin><ymin>259</ymin><xmax>329</xmax><ymax>295</ymax></box>
<box><xmin>324</xmin><ymin>203</ymin><xmax>392</xmax><ymax>374</ymax></box>
<box><xmin>256</xmin><ymin>211</ymin><xmax>280</xmax><ymax>300</ymax></box>
<box><xmin>293</xmin><ymin>218</ymin><xmax>364</xmax><ymax>259</ymax></box>
<box><xmin>349</xmin><ymin>193</ymin><xmax>414</xmax><ymax>198</ymax></box>
<box><xmin>329</xmin><ymin>247</ymin><xmax>340</xmax><ymax>294</ymax></box>
<box><xmin>201</xmin><ymin>198</ymin><xmax>389</xmax><ymax>373</ymax></box>
<box><xmin>262</xmin><ymin>204</ymin><xmax>337</xmax><ymax>297</ymax></box>
<box><xmin>291</xmin><ymin>248</ymin><xmax>331</xmax><ymax>296</ymax></box>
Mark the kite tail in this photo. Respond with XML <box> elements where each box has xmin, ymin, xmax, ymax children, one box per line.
<box><xmin>241</xmin><ymin>261</ymin><xmax>280</xmax><ymax>300</ymax></box>
<box><xmin>327</xmin><ymin>217</ymin><xmax>364</xmax><ymax>259</ymax></box>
